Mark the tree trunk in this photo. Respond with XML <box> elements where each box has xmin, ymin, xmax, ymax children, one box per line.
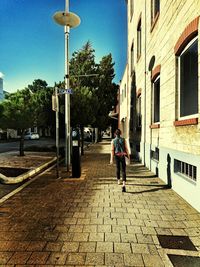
<box><xmin>80</xmin><ymin>126</ymin><xmax>84</xmax><ymax>155</ymax></box>
<box><xmin>19</xmin><ymin>129</ymin><xmax>25</xmax><ymax>156</ymax></box>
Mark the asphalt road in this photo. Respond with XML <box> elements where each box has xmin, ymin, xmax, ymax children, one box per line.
<box><xmin>0</xmin><ymin>138</ymin><xmax>56</xmax><ymax>153</ymax></box>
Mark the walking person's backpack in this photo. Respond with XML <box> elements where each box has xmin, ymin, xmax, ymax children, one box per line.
<box><xmin>114</xmin><ymin>137</ymin><xmax>127</xmax><ymax>157</ymax></box>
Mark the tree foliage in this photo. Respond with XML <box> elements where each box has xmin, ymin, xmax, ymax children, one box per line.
<box><xmin>0</xmin><ymin>79</ymin><xmax>54</xmax><ymax>155</ymax></box>
<box><xmin>0</xmin><ymin>89</ymin><xmax>37</xmax><ymax>155</ymax></box>
<box><xmin>69</xmin><ymin>41</ymin><xmax>118</xmax><ymax>133</ymax></box>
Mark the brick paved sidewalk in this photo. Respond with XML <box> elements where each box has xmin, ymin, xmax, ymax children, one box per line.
<box><xmin>0</xmin><ymin>140</ymin><xmax>200</xmax><ymax>266</ymax></box>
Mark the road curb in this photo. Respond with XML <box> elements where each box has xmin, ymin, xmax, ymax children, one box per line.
<box><xmin>0</xmin><ymin>157</ymin><xmax>57</xmax><ymax>184</ymax></box>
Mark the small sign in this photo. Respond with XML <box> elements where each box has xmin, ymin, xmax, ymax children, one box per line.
<box><xmin>72</xmin><ymin>140</ymin><xmax>78</xmax><ymax>146</ymax></box>
<box><xmin>58</xmin><ymin>88</ymin><xmax>73</xmax><ymax>95</ymax></box>
<box><xmin>52</xmin><ymin>95</ymin><xmax>57</xmax><ymax>111</ymax></box>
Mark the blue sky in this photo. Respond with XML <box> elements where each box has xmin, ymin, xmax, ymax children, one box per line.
<box><xmin>0</xmin><ymin>0</ymin><xmax>127</xmax><ymax>93</ymax></box>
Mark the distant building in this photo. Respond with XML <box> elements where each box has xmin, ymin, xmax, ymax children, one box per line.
<box><xmin>0</xmin><ymin>77</ymin><xmax>4</xmax><ymax>100</ymax></box>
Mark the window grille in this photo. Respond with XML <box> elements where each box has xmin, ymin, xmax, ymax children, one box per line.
<box><xmin>174</xmin><ymin>159</ymin><xmax>197</xmax><ymax>182</ymax></box>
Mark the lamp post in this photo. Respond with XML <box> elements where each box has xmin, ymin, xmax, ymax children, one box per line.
<box><xmin>53</xmin><ymin>0</ymin><xmax>81</xmax><ymax>171</ymax></box>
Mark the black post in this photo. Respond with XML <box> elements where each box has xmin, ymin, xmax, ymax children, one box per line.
<box><xmin>71</xmin><ymin>128</ymin><xmax>81</xmax><ymax>178</ymax></box>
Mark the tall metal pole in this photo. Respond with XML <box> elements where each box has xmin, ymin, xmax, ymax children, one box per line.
<box><xmin>65</xmin><ymin>0</ymin><xmax>70</xmax><ymax>170</ymax></box>
<box><xmin>55</xmin><ymin>87</ymin><xmax>60</xmax><ymax>178</ymax></box>
<box><xmin>53</xmin><ymin>0</ymin><xmax>80</xmax><ymax>171</ymax></box>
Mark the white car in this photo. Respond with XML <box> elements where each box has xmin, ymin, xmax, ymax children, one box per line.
<box><xmin>24</xmin><ymin>132</ymin><xmax>39</xmax><ymax>140</ymax></box>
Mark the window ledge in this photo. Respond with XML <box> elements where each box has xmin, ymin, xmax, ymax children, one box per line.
<box><xmin>174</xmin><ymin>118</ymin><xmax>198</xmax><ymax>127</ymax></box>
<box><xmin>150</xmin><ymin>12</ymin><xmax>160</xmax><ymax>33</ymax></box>
<box><xmin>150</xmin><ymin>123</ymin><xmax>160</xmax><ymax>129</ymax></box>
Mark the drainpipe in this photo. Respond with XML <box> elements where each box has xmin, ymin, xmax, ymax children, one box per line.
<box><xmin>143</xmin><ymin>0</ymin><xmax>147</xmax><ymax>166</ymax></box>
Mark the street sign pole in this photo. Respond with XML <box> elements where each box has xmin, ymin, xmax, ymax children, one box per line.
<box><xmin>53</xmin><ymin>0</ymin><xmax>80</xmax><ymax>172</ymax></box>
<box><xmin>65</xmin><ymin>0</ymin><xmax>70</xmax><ymax>171</ymax></box>
<box><xmin>55</xmin><ymin>87</ymin><xmax>60</xmax><ymax>178</ymax></box>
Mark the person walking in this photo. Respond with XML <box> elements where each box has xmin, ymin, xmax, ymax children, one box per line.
<box><xmin>110</xmin><ymin>129</ymin><xmax>130</xmax><ymax>192</ymax></box>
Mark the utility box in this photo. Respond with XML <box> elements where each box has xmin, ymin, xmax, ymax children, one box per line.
<box><xmin>71</xmin><ymin>128</ymin><xmax>81</xmax><ymax>178</ymax></box>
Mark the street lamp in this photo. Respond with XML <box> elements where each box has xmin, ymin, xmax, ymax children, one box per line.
<box><xmin>53</xmin><ymin>0</ymin><xmax>81</xmax><ymax>171</ymax></box>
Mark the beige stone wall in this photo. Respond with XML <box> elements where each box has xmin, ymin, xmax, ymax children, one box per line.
<box><xmin>119</xmin><ymin>65</ymin><xmax>129</xmax><ymax>139</ymax></box>
<box><xmin>127</xmin><ymin>0</ymin><xmax>200</xmax><ymax>155</ymax></box>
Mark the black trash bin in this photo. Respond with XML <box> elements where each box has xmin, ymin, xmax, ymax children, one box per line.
<box><xmin>71</xmin><ymin>128</ymin><xmax>81</xmax><ymax>178</ymax></box>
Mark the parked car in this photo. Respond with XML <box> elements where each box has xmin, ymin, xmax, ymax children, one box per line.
<box><xmin>24</xmin><ymin>132</ymin><xmax>39</xmax><ymax>140</ymax></box>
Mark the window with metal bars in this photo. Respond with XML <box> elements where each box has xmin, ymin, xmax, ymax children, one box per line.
<box><xmin>174</xmin><ymin>159</ymin><xmax>197</xmax><ymax>181</ymax></box>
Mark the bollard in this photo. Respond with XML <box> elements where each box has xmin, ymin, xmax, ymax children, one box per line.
<box><xmin>71</xmin><ymin>128</ymin><xmax>81</xmax><ymax>178</ymax></box>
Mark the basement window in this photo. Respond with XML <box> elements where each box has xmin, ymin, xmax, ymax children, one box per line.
<box><xmin>174</xmin><ymin>159</ymin><xmax>197</xmax><ymax>182</ymax></box>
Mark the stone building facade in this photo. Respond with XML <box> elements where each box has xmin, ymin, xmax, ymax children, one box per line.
<box><xmin>121</xmin><ymin>0</ymin><xmax>200</xmax><ymax>211</ymax></box>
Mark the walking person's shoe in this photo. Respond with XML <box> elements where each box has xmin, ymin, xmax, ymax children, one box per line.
<box><xmin>118</xmin><ymin>180</ymin><xmax>121</xmax><ymax>185</ymax></box>
<box><xmin>122</xmin><ymin>186</ymin><xmax>126</xmax><ymax>192</ymax></box>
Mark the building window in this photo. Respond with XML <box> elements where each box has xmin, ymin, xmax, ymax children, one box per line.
<box><xmin>124</xmin><ymin>84</ymin><xmax>126</xmax><ymax>98</ymax></box>
<box><xmin>151</xmin><ymin>0</ymin><xmax>160</xmax><ymax>24</ymax></box>
<box><xmin>130</xmin><ymin>0</ymin><xmax>134</xmax><ymax>20</ymax></box>
<box><xmin>151</xmin><ymin>147</ymin><xmax>159</xmax><ymax>161</ymax></box>
<box><xmin>178</xmin><ymin>38</ymin><xmax>198</xmax><ymax>118</ymax></box>
<box><xmin>174</xmin><ymin>159</ymin><xmax>197</xmax><ymax>182</ymax></box>
<box><xmin>136</xmin><ymin>94</ymin><xmax>142</xmax><ymax>128</ymax></box>
<box><xmin>131</xmin><ymin>43</ymin><xmax>134</xmax><ymax>74</ymax></box>
<box><xmin>137</xmin><ymin>19</ymin><xmax>142</xmax><ymax>59</ymax></box>
<box><xmin>152</xmin><ymin>76</ymin><xmax>160</xmax><ymax>123</ymax></box>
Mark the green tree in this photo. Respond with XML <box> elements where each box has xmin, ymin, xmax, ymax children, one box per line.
<box><xmin>33</xmin><ymin>86</ymin><xmax>55</xmax><ymax>136</ymax></box>
<box><xmin>93</xmin><ymin>54</ymin><xmax>119</xmax><ymax>137</ymax></box>
<box><xmin>0</xmin><ymin>89</ymin><xmax>37</xmax><ymax>156</ymax></box>
<box><xmin>27</xmin><ymin>79</ymin><xmax>48</xmax><ymax>93</ymax></box>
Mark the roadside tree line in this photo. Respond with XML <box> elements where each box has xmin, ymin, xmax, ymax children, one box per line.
<box><xmin>0</xmin><ymin>42</ymin><xmax>118</xmax><ymax>156</ymax></box>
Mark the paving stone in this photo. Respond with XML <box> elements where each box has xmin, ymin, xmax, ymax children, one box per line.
<box><xmin>61</xmin><ymin>242</ymin><xmax>79</xmax><ymax>252</ymax></box>
<box><xmin>64</xmin><ymin>218</ymin><xmax>77</xmax><ymax>225</ymax></box>
<box><xmin>142</xmin><ymin>254</ymin><xmax>165</xmax><ymax>267</ymax></box>
<box><xmin>27</xmin><ymin>251</ymin><xmax>50</xmax><ymax>264</ymax></box>
<box><xmin>8</xmin><ymin>252</ymin><xmax>30</xmax><ymax>264</ymax></box>
<box><xmin>145</xmin><ymin>220</ymin><xmax>159</xmax><ymax>227</ymax></box>
<box><xmin>85</xmin><ymin>252</ymin><xmax>104</xmax><ymax>265</ymax></box>
<box><xmin>121</xmin><ymin>233</ymin><xmax>137</xmax><ymax>243</ymax></box>
<box><xmin>6</xmin><ymin>241</ymin><xmax>30</xmax><ymax>252</ymax></box>
<box><xmin>46</xmin><ymin>252</ymin><xmax>67</xmax><ymax>264</ymax></box>
<box><xmin>155</xmin><ymin>227</ymin><xmax>172</xmax><ymax>235</ymax></box>
<box><xmin>89</xmin><ymin>233</ymin><xmax>104</xmax><ymax>242</ymax></box>
<box><xmin>0</xmin><ymin>252</ymin><xmax>13</xmax><ymax>264</ymax></box>
<box><xmin>112</xmin><ymin>225</ymin><xmax>127</xmax><ymax>233</ymax></box>
<box><xmin>73</xmin><ymin>212</ymin><xmax>86</xmax><ymax>218</ymax></box>
<box><xmin>66</xmin><ymin>252</ymin><xmax>86</xmax><ymax>265</ymax></box>
<box><xmin>105</xmin><ymin>252</ymin><xmax>124</xmax><ymax>265</ymax></box>
<box><xmin>170</xmin><ymin>228</ymin><xmax>187</xmax><ymax>235</ymax></box>
<box><xmin>83</xmin><ymin>225</ymin><xmax>97</xmax><ymax>233</ymax></box>
<box><xmin>26</xmin><ymin>241</ymin><xmax>47</xmax><ymax>252</ymax></box>
<box><xmin>127</xmin><ymin>225</ymin><xmax>142</xmax><ymax>234</ymax></box>
<box><xmin>79</xmin><ymin>242</ymin><xmax>96</xmax><ymax>252</ymax></box>
<box><xmin>136</xmin><ymin>234</ymin><xmax>154</xmax><ymax>244</ymax></box>
<box><xmin>72</xmin><ymin>233</ymin><xmax>89</xmax><ymax>242</ymax></box>
<box><xmin>117</xmin><ymin>218</ymin><xmax>131</xmax><ymax>225</ymax></box>
<box><xmin>90</xmin><ymin>218</ymin><xmax>103</xmax><ymax>224</ymax></box>
<box><xmin>96</xmin><ymin>242</ymin><xmax>113</xmax><ymax>252</ymax></box>
<box><xmin>141</xmin><ymin>226</ymin><xmax>157</xmax><ymax>235</ymax></box>
<box><xmin>131</xmin><ymin>243</ymin><xmax>149</xmax><ymax>254</ymax></box>
<box><xmin>45</xmin><ymin>242</ymin><xmax>63</xmax><ymax>252</ymax></box>
<box><xmin>57</xmin><ymin>233</ymin><xmax>74</xmax><ymax>241</ymax></box>
<box><xmin>97</xmin><ymin>224</ymin><xmax>112</xmax><ymax>233</ymax></box>
<box><xmin>124</xmin><ymin>253</ymin><xmax>144</xmax><ymax>266</ymax></box>
<box><xmin>114</xmin><ymin>242</ymin><xmax>131</xmax><ymax>253</ymax></box>
<box><xmin>105</xmin><ymin>233</ymin><xmax>120</xmax><ymax>242</ymax></box>
<box><xmin>68</xmin><ymin>225</ymin><xmax>84</xmax><ymax>233</ymax></box>
<box><xmin>130</xmin><ymin>219</ymin><xmax>144</xmax><ymax>226</ymax></box>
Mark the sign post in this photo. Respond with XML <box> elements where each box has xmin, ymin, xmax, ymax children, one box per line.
<box><xmin>52</xmin><ymin>87</ymin><xmax>60</xmax><ymax>178</ymax></box>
